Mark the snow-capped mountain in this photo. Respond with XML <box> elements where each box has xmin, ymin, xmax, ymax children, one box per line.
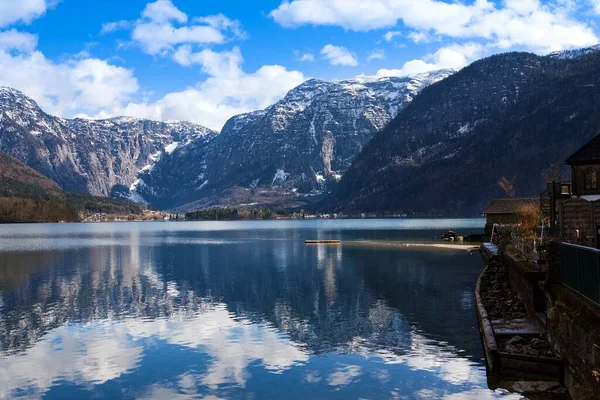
<box><xmin>208</xmin><ymin>70</ymin><xmax>455</xmax><ymax>192</ymax></box>
<box><xmin>327</xmin><ymin>50</ymin><xmax>600</xmax><ymax>215</ymax></box>
<box><xmin>548</xmin><ymin>44</ymin><xmax>600</xmax><ymax>60</ymax></box>
<box><xmin>134</xmin><ymin>69</ymin><xmax>454</xmax><ymax>210</ymax></box>
<box><xmin>0</xmin><ymin>69</ymin><xmax>453</xmax><ymax>211</ymax></box>
<box><xmin>0</xmin><ymin>87</ymin><xmax>216</xmax><ymax>198</ymax></box>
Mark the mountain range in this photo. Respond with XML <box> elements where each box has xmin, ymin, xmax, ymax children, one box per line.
<box><xmin>0</xmin><ymin>86</ymin><xmax>216</xmax><ymax>198</ymax></box>
<box><xmin>2</xmin><ymin>47</ymin><xmax>600</xmax><ymax>216</ymax></box>
<box><xmin>0</xmin><ymin>70</ymin><xmax>452</xmax><ymax>212</ymax></box>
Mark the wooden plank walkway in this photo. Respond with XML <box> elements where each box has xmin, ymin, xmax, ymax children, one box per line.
<box><xmin>483</xmin><ymin>242</ymin><xmax>499</xmax><ymax>256</ymax></box>
<box><xmin>491</xmin><ymin>318</ymin><xmax>543</xmax><ymax>336</ymax></box>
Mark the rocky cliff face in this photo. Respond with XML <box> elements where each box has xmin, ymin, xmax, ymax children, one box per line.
<box><xmin>133</xmin><ymin>70</ymin><xmax>454</xmax><ymax>210</ymax></box>
<box><xmin>206</xmin><ymin>71</ymin><xmax>454</xmax><ymax>194</ymax></box>
<box><xmin>0</xmin><ymin>87</ymin><xmax>216</xmax><ymax>199</ymax></box>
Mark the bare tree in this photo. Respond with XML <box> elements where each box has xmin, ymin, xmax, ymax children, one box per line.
<box><xmin>497</xmin><ymin>176</ymin><xmax>516</xmax><ymax>198</ymax></box>
<box><xmin>516</xmin><ymin>203</ymin><xmax>542</xmax><ymax>238</ymax></box>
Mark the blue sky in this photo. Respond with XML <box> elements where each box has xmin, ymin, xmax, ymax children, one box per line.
<box><xmin>1</xmin><ymin>0</ymin><xmax>599</xmax><ymax>130</ymax></box>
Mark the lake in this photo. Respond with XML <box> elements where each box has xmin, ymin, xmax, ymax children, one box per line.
<box><xmin>0</xmin><ymin>219</ymin><xmax>519</xmax><ymax>399</ymax></box>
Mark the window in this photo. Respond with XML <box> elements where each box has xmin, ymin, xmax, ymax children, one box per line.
<box><xmin>585</xmin><ymin>168</ymin><xmax>597</xmax><ymax>190</ymax></box>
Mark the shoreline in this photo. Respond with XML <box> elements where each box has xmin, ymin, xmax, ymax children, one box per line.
<box><xmin>342</xmin><ymin>241</ymin><xmax>481</xmax><ymax>251</ymax></box>
<box><xmin>475</xmin><ymin>250</ymin><xmax>569</xmax><ymax>398</ymax></box>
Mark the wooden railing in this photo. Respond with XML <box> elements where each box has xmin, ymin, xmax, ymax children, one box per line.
<box><xmin>511</xmin><ymin>232</ymin><xmax>540</xmax><ymax>266</ymax></box>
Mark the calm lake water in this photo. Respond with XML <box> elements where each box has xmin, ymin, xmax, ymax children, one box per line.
<box><xmin>0</xmin><ymin>219</ymin><xmax>519</xmax><ymax>399</ymax></box>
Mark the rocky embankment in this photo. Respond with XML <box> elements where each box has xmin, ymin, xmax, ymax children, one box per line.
<box><xmin>480</xmin><ymin>260</ymin><xmax>555</xmax><ymax>358</ymax></box>
<box><xmin>480</xmin><ymin>260</ymin><xmax>527</xmax><ymax>320</ymax></box>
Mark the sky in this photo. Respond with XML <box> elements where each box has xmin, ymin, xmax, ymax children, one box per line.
<box><xmin>0</xmin><ymin>0</ymin><xmax>599</xmax><ymax>131</ymax></box>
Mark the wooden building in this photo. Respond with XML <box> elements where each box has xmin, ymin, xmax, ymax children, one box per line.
<box><xmin>565</xmin><ymin>134</ymin><xmax>600</xmax><ymax>196</ymax></box>
<box><xmin>556</xmin><ymin>134</ymin><xmax>600</xmax><ymax>247</ymax></box>
<box><xmin>482</xmin><ymin>197</ymin><xmax>539</xmax><ymax>234</ymax></box>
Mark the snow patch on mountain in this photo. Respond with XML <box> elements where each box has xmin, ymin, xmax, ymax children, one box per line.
<box><xmin>0</xmin><ymin>86</ymin><xmax>217</xmax><ymax>201</ymax></box>
<box><xmin>548</xmin><ymin>45</ymin><xmax>600</xmax><ymax>60</ymax></box>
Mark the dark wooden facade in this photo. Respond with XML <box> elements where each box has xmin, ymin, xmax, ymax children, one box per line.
<box><xmin>565</xmin><ymin>133</ymin><xmax>600</xmax><ymax>196</ymax></box>
<box><xmin>557</xmin><ymin>133</ymin><xmax>600</xmax><ymax>248</ymax></box>
<box><xmin>558</xmin><ymin>197</ymin><xmax>600</xmax><ymax>248</ymax></box>
<box><xmin>571</xmin><ymin>164</ymin><xmax>600</xmax><ymax>196</ymax></box>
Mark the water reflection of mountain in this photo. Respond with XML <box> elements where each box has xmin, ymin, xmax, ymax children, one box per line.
<box><xmin>342</xmin><ymin>247</ymin><xmax>484</xmax><ymax>355</ymax></box>
<box><xmin>0</xmin><ymin>229</ymin><xmax>483</xmax><ymax>362</ymax></box>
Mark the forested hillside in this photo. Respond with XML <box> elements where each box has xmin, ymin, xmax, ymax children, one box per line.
<box><xmin>0</xmin><ymin>152</ymin><xmax>144</xmax><ymax>223</ymax></box>
<box><xmin>327</xmin><ymin>51</ymin><xmax>600</xmax><ymax>215</ymax></box>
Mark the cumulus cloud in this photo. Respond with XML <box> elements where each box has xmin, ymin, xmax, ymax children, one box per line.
<box><xmin>0</xmin><ymin>35</ymin><xmax>140</xmax><ymax>117</ymax></box>
<box><xmin>0</xmin><ymin>0</ymin><xmax>304</xmax><ymax>132</ymax></box>
<box><xmin>0</xmin><ymin>0</ymin><xmax>53</xmax><ymax>28</ymax></box>
<box><xmin>0</xmin><ymin>29</ymin><xmax>38</xmax><ymax>52</ymax></box>
<box><xmin>407</xmin><ymin>31</ymin><xmax>431</xmax><ymax>44</ymax></box>
<box><xmin>321</xmin><ymin>44</ymin><xmax>358</xmax><ymax>66</ymax></box>
<box><xmin>92</xmin><ymin>46</ymin><xmax>306</xmax><ymax>131</ymax></box>
<box><xmin>130</xmin><ymin>0</ymin><xmax>244</xmax><ymax>56</ymax></box>
<box><xmin>0</xmin><ymin>0</ymin><xmax>141</xmax><ymax>118</ymax></box>
<box><xmin>375</xmin><ymin>43</ymin><xmax>482</xmax><ymax>77</ymax></box>
<box><xmin>294</xmin><ymin>50</ymin><xmax>315</xmax><ymax>62</ymax></box>
<box><xmin>383</xmin><ymin>30</ymin><xmax>401</xmax><ymax>42</ymax></box>
<box><xmin>366</xmin><ymin>48</ymin><xmax>385</xmax><ymax>62</ymax></box>
<box><xmin>271</xmin><ymin>0</ymin><xmax>598</xmax><ymax>53</ymax></box>
<box><xmin>100</xmin><ymin>20</ymin><xmax>133</xmax><ymax>34</ymax></box>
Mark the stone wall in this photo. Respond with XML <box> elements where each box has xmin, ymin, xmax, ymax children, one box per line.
<box><xmin>545</xmin><ymin>284</ymin><xmax>600</xmax><ymax>399</ymax></box>
<box><xmin>544</xmin><ymin>243</ymin><xmax>600</xmax><ymax>399</ymax></box>
<box><xmin>497</xmin><ymin>244</ymin><xmax>600</xmax><ymax>398</ymax></box>
<box><xmin>502</xmin><ymin>251</ymin><xmax>546</xmax><ymax>317</ymax></box>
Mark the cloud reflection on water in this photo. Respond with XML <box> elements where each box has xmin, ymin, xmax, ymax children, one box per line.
<box><xmin>0</xmin><ymin>220</ymin><xmax>520</xmax><ymax>399</ymax></box>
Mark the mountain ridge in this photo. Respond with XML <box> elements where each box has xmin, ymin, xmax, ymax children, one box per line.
<box><xmin>129</xmin><ymin>69</ymin><xmax>454</xmax><ymax>210</ymax></box>
<box><xmin>0</xmin><ymin>87</ymin><xmax>217</xmax><ymax>201</ymax></box>
<box><xmin>6</xmin><ymin>45</ymin><xmax>600</xmax><ymax>217</ymax></box>
<box><xmin>326</xmin><ymin>50</ymin><xmax>600</xmax><ymax>215</ymax></box>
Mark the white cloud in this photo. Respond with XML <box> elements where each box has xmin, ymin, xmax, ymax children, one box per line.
<box><xmin>376</xmin><ymin>43</ymin><xmax>482</xmax><ymax>77</ymax></box>
<box><xmin>0</xmin><ymin>29</ymin><xmax>38</xmax><ymax>52</ymax></box>
<box><xmin>0</xmin><ymin>37</ymin><xmax>140</xmax><ymax>117</ymax></box>
<box><xmin>93</xmin><ymin>46</ymin><xmax>306</xmax><ymax>131</ymax></box>
<box><xmin>142</xmin><ymin>0</ymin><xmax>187</xmax><ymax>23</ymax></box>
<box><xmin>131</xmin><ymin>0</ymin><xmax>243</xmax><ymax>56</ymax></box>
<box><xmin>320</xmin><ymin>44</ymin><xmax>358</xmax><ymax>66</ymax></box>
<box><xmin>294</xmin><ymin>50</ymin><xmax>315</xmax><ymax>62</ymax></box>
<box><xmin>326</xmin><ymin>365</ymin><xmax>362</xmax><ymax>386</ymax></box>
<box><xmin>123</xmin><ymin>304</ymin><xmax>309</xmax><ymax>389</ymax></box>
<box><xmin>367</xmin><ymin>48</ymin><xmax>385</xmax><ymax>61</ymax></box>
<box><xmin>383</xmin><ymin>30</ymin><xmax>402</xmax><ymax>42</ymax></box>
<box><xmin>590</xmin><ymin>0</ymin><xmax>600</xmax><ymax>14</ymax></box>
<box><xmin>0</xmin><ymin>324</ymin><xmax>143</xmax><ymax>399</ymax></box>
<box><xmin>0</xmin><ymin>0</ymin><xmax>52</xmax><ymax>28</ymax></box>
<box><xmin>271</xmin><ymin>0</ymin><xmax>598</xmax><ymax>53</ymax></box>
<box><xmin>100</xmin><ymin>20</ymin><xmax>133</xmax><ymax>35</ymax></box>
<box><xmin>407</xmin><ymin>31</ymin><xmax>431</xmax><ymax>44</ymax></box>
<box><xmin>194</xmin><ymin>14</ymin><xmax>245</xmax><ymax>39</ymax></box>
<box><xmin>0</xmin><ymin>1</ymin><xmax>302</xmax><ymax>132</ymax></box>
